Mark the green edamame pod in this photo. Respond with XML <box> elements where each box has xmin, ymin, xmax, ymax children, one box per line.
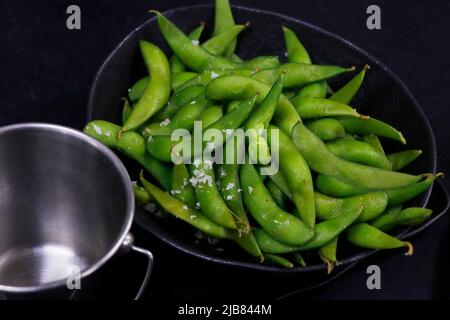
<box><xmin>315</xmin><ymin>191</ymin><xmax>388</xmax><ymax>222</ymax></box>
<box><xmin>84</xmin><ymin>120</ymin><xmax>172</xmax><ymax>191</ymax></box>
<box><xmin>264</xmin><ymin>254</ymin><xmax>294</xmax><ymax>268</ymax></box>
<box><xmin>176</xmin><ymin>69</ymin><xmax>256</xmax><ymax>92</ymax></box>
<box><xmin>291</xmin><ymin>252</ymin><xmax>306</xmax><ymax>267</ymax></box>
<box><xmin>370</xmin><ymin>207</ymin><xmax>432</xmax><ymax>232</ymax></box>
<box><xmin>128</xmin><ymin>77</ymin><xmax>149</xmax><ymax>102</ymax></box>
<box><xmin>172</xmin><ymin>163</ymin><xmax>197</xmax><ymax>208</ymax></box>
<box><xmin>267</xmin><ymin>171</ymin><xmax>291</xmax><ymax>198</ymax></box>
<box><xmin>316</xmin><ymin>174</ymin><xmax>368</xmax><ymax>197</ymax></box>
<box><xmin>140</xmin><ymin>175</ymin><xmax>233</xmax><ymax>239</ymax></box>
<box><xmin>206</xmin><ymin>75</ymin><xmax>301</xmax><ymax>135</ymax></box>
<box><xmin>243</xmin><ymin>56</ymin><xmax>280</xmax><ymax>70</ymax></box>
<box><xmin>387</xmin><ymin>150</ymin><xmax>422</xmax><ymax>171</ymax></box>
<box><xmin>385</xmin><ymin>173</ymin><xmax>442</xmax><ymax>206</ymax></box>
<box><xmin>254</xmin><ymin>206</ymin><xmax>362</xmax><ymax>253</ymax></box>
<box><xmin>266</xmin><ymin>180</ymin><xmax>290</xmax><ymax>210</ymax></box>
<box><xmin>123</xmin><ymin>41</ymin><xmax>170</xmax><ymax>131</ymax></box>
<box><xmin>268</xmin><ymin>125</ymin><xmax>316</xmax><ymax>228</ymax></box>
<box><xmin>189</xmin><ymin>159</ymin><xmax>238</xmax><ymax>229</ymax></box>
<box><xmin>142</xmin><ymin>93</ymin><xmax>210</xmax><ymax>136</ymax></box>
<box><xmin>219</xmin><ymin>163</ymin><xmax>262</xmax><ymax>258</ymax></box>
<box><xmin>329</xmin><ymin>65</ymin><xmax>368</xmax><ymax>104</ymax></box>
<box><xmin>240</xmin><ymin>163</ymin><xmax>314</xmax><ymax>246</ymax></box>
<box><xmin>295</xmin><ymin>81</ymin><xmax>328</xmax><ymax>99</ymax></box>
<box><xmin>153</xmin><ymin>85</ymin><xmax>204</xmax><ymax>122</ymax></box>
<box><xmin>335</xmin><ymin>116</ymin><xmax>406</xmax><ymax>144</ymax></box>
<box><xmin>204</xmin><ymin>24</ymin><xmax>247</xmax><ymax>56</ymax></box>
<box><xmin>305</xmin><ymin>118</ymin><xmax>345</xmax><ymax>141</ymax></box>
<box><xmin>155</xmin><ymin>12</ymin><xmax>239</xmax><ymax>71</ymax></box>
<box><xmin>170</xmin><ymin>24</ymin><xmax>205</xmax><ymax>74</ymax></box>
<box><xmin>291</xmin><ymin>123</ymin><xmax>422</xmax><ymax>189</ymax></box>
<box><xmin>252</xmin><ymin>63</ymin><xmax>354</xmax><ymax>89</ymax></box>
<box><xmin>213</xmin><ymin>0</ymin><xmax>237</xmax><ymax>58</ymax></box>
<box><xmin>291</xmin><ymin>97</ymin><xmax>361</xmax><ymax>119</ymax></box>
<box><xmin>146</xmin><ymin>135</ymin><xmax>179</xmax><ymax>162</ymax></box>
<box><xmin>326</xmin><ymin>138</ymin><xmax>392</xmax><ymax>170</ymax></box>
<box><xmin>245</xmin><ymin>73</ymin><xmax>285</xmax><ymax>164</ymax></box>
<box><xmin>197</xmin><ymin>105</ymin><xmax>223</xmax><ymax>128</ymax></box>
<box><xmin>362</xmin><ymin>134</ymin><xmax>385</xmax><ymax>154</ymax></box>
<box><xmin>133</xmin><ymin>184</ymin><xmax>153</xmax><ymax>205</ymax></box>
<box><xmin>346</xmin><ymin>223</ymin><xmax>413</xmax><ymax>255</ymax></box>
<box><xmin>121</xmin><ymin>98</ymin><xmax>132</xmax><ymax>125</ymax></box>
<box><xmin>171</xmin><ymin>72</ymin><xmax>198</xmax><ymax>91</ymax></box>
<box><xmin>319</xmin><ymin>237</ymin><xmax>338</xmax><ymax>274</ymax></box>
<box><xmin>282</xmin><ymin>26</ymin><xmax>311</xmax><ymax>64</ymax></box>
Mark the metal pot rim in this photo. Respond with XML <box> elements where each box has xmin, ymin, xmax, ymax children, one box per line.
<box><xmin>0</xmin><ymin>123</ymin><xmax>135</xmax><ymax>293</ymax></box>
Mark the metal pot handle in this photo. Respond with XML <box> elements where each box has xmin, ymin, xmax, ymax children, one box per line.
<box><xmin>121</xmin><ymin>233</ymin><xmax>154</xmax><ymax>300</ymax></box>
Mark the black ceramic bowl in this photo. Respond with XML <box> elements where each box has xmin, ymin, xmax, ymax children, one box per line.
<box><xmin>87</xmin><ymin>5</ymin><xmax>447</xmax><ymax>273</ymax></box>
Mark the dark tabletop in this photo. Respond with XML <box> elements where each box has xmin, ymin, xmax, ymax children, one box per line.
<box><xmin>1</xmin><ymin>0</ymin><xmax>449</xmax><ymax>300</ymax></box>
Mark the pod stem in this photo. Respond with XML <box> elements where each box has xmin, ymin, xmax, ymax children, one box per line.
<box><xmin>404</xmin><ymin>242</ymin><xmax>414</xmax><ymax>256</ymax></box>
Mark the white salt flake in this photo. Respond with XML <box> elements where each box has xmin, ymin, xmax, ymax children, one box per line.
<box><xmin>191</xmin><ymin>39</ymin><xmax>200</xmax><ymax>46</ymax></box>
<box><xmin>147</xmin><ymin>135</ymin><xmax>153</xmax><ymax>142</ymax></box>
<box><xmin>226</xmin><ymin>195</ymin><xmax>233</xmax><ymax>201</ymax></box>
<box><xmin>182</xmin><ymin>205</ymin><xmax>188</xmax><ymax>211</ymax></box>
<box><xmin>160</xmin><ymin>118</ymin><xmax>171</xmax><ymax>127</ymax></box>
<box><xmin>225</xmin><ymin>183</ymin><xmax>235</xmax><ymax>191</ymax></box>
<box><xmin>210</xmin><ymin>71</ymin><xmax>219</xmax><ymax>79</ymax></box>
<box><xmin>190</xmin><ymin>215</ymin><xmax>197</xmax><ymax>219</ymax></box>
<box><xmin>248</xmin><ymin>186</ymin><xmax>254</xmax><ymax>194</ymax></box>
<box><xmin>92</xmin><ymin>124</ymin><xmax>102</xmax><ymax>135</ymax></box>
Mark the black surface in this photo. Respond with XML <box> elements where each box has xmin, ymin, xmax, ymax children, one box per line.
<box><xmin>1</xmin><ymin>0</ymin><xmax>449</xmax><ymax>299</ymax></box>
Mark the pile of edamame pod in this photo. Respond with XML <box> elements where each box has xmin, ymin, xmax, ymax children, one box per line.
<box><xmin>84</xmin><ymin>0</ymin><xmax>442</xmax><ymax>271</ymax></box>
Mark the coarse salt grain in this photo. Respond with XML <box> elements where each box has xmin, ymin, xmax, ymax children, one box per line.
<box><xmin>160</xmin><ymin>118</ymin><xmax>170</xmax><ymax>127</ymax></box>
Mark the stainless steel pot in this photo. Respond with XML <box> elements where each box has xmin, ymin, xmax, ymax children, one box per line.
<box><xmin>0</xmin><ymin>123</ymin><xmax>153</xmax><ymax>299</ymax></box>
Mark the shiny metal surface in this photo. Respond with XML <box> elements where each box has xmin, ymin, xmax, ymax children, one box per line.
<box><xmin>0</xmin><ymin>123</ymin><xmax>134</xmax><ymax>293</ymax></box>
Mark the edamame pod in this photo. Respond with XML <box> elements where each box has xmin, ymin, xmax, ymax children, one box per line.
<box><xmin>335</xmin><ymin>116</ymin><xmax>406</xmax><ymax>144</ymax></box>
<box><xmin>267</xmin><ymin>170</ymin><xmax>292</xmax><ymax>198</ymax></box>
<box><xmin>315</xmin><ymin>191</ymin><xmax>388</xmax><ymax>222</ymax></box>
<box><xmin>123</xmin><ymin>41</ymin><xmax>170</xmax><ymax>131</ymax></box>
<box><xmin>264</xmin><ymin>254</ymin><xmax>294</xmax><ymax>268</ymax></box>
<box><xmin>142</xmin><ymin>93</ymin><xmax>210</xmax><ymax>136</ymax></box>
<box><xmin>319</xmin><ymin>237</ymin><xmax>338</xmax><ymax>274</ymax></box>
<box><xmin>362</xmin><ymin>134</ymin><xmax>384</xmax><ymax>154</ymax></box>
<box><xmin>170</xmin><ymin>24</ymin><xmax>205</xmax><ymax>74</ymax></box>
<box><xmin>133</xmin><ymin>184</ymin><xmax>153</xmax><ymax>205</ymax></box>
<box><xmin>206</xmin><ymin>75</ymin><xmax>301</xmax><ymax>134</ymax></box>
<box><xmin>316</xmin><ymin>174</ymin><xmax>369</xmax><ymax>197</ymax></box>
<box><xmin>84</xmin><ymin>120</ymin><xmax>172</xmax><ymax>191</ymax></box>
<box><xmin>346</xmin><ymin>223</ymin><xmax>413</xmax><ymax>255</ymax></box>
<box><xmin>252</xmin><ymin>63</ymin><xmax>354</xmax><ymax>88</ymax></box>
<box><xmin>189</xmin><ymin>159</ymin><xmax>238</xmax><ymax>229</ymax></box>
<box><xmin>171</xmin><ymin>72</ymin><xmax>198</xmax><ymax>91</ymax></box>
<box><xmin>370</xmin><ymin>207</ymin><xmax>432</xmax><ymax>232</ymax></box>
<box><xmin>155</xmin><ymin>12</ymin><xmax>239</xmax><ymax>71</ymax></box>
<box><xmin>140</xmin><ymin>175</ymin><xmax>233</xmax><ymax>239</ymax></box>
<box><xmin>386</xmin><ymin>173</ymin><xmax>442</xmax><ymax>206</ymax></box>
<box><xmin>295</xmin><ymin>81</ymin><xmax>328</xmax><ymax>99</ymax></box>
<box><xmin>266</xmin><ymin>180</ymin><xmax>290</xmax><ymax>210</ymax></box>
<box><xmin>387</xmin><ymin>150</ymin><xmax>422</xmax><ymax>171</ymax></box>
<box><xmin>305</xmin><ymin>118</ymin><xmax>345</xmax><ymax>141</ymax></box>
<box><xmin>153</xmin><ymin>85</ymin><xmax>204</xmax><ymax>122</ymax></box>
<box><xmin>282</xmin><ymin>26</ymin><xmax>311</xmax><ymax>64</ymax></box>
<box><xmin>240</xmin><ymin>163</ymin><xmax>314</xmax><ymax>246</ymax></box>
<box><xmin>172</xmin><ymin>163</ymin><xmax>197</xmax><ymax>208</ymax></box>
<box><xmin>291</xmin><ymin>97</ymin><xmax>361</xmax><ymax>119</ymax></box>
<box><xmin>329</xmin><ymin>65</ymin><xmax>368</xmax><ymax>104</ymax></box>
<box><xmin>326</xmin><ymin>138</ymin><xmax>392</xmax><ymax>170</ymax></box>
<box><xmin>255</xmin><ymin>206</ymin><xmax>362</xmax><ymax>252</ymax></box>
<box><xmin>213</xmin><ymin>0</ymin><xmax>237</xmax><ymax>58</ymax></box>
<box><xmin>268</xmin><ymin>125</ymin><xmax>316</xmax><ymax>228</ymax></box>
<box><xmin>197</xmin><ymin>105</ymin><xmax>223</xmax><ymax>128</ymax></box>
<box><xmin>128</xmin><ymin>77</ymin><xmax>149</xmax><ymax>102</ymax></box>
<box><xmin>121</xmin><ymin>98</ymin><xmax>132</xmax><ymax>125</ymax></box>
<box><xmin>292</xmin><ymin>123</ymin><xmax>422</xmax><ymax>189</ymax></box>
<box><xmin>204</xmin><ymin>24</ymin><xmax>247</xmax><ymax>56</ymax></box>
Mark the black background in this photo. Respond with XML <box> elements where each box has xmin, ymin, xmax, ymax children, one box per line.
<box><xmin>1</xmin><ymin>0</ymin><xmax>449</xmax><ymax>300</ymax></box>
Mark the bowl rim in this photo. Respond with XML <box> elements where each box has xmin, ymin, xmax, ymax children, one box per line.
<box><xmin>87</xmin><ymin>4</ymin><xmax>437</xmax><ymax>273</ymax></box>
<box><xmin>0</xmin><ymin>123</ymin><xmax>135</xmax><ymax>293</ymax></box>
